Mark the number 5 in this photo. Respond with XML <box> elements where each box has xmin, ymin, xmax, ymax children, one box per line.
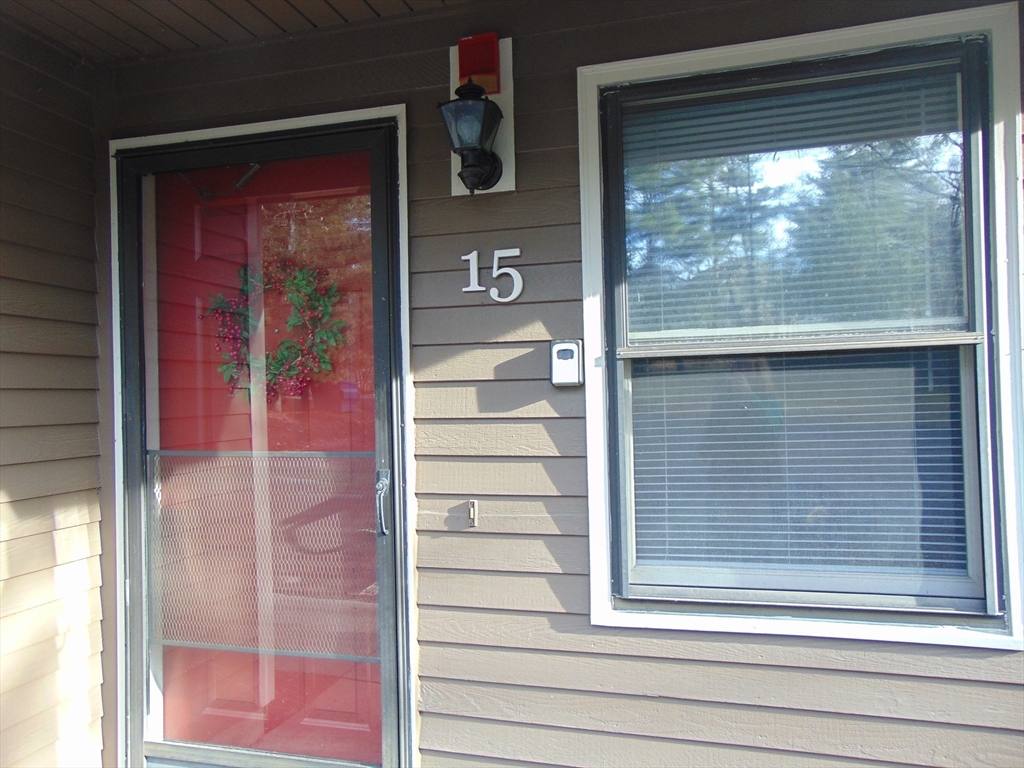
<box><xmin>490</xmin><ymin>248</ymin><xmax>523</xmax><ymax>303</ymax></box>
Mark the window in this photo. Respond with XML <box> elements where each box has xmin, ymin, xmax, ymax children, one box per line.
<box><xmin>579</xmin><ymin>6</ymin><xmax>1022</xmax><ymax>646</ymax></box>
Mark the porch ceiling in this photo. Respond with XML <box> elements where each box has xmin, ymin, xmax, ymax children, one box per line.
<box><xmin>0</xmin><ymin>0</ymin><xmax>470</xmax><ymax>64</ymax></box>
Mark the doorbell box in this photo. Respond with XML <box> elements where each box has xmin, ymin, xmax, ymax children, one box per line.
<box><xmin>550</xmin><ymin>339</ymin><xmax>583</xmax><ymax>386</ymax></box>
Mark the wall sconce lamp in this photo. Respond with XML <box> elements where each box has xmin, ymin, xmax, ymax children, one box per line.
<box><xmin>438</xmin><ymin>78</ymin><xmax>504</xmax><ymax>194</ymax></box>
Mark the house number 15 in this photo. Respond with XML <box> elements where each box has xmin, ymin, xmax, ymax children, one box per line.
<box><xmin>462</xmin><ymin>248</ymin><xmax>523</xmax><ymax>303</ymax></box>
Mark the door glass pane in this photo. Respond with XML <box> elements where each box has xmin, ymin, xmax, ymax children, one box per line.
<box><xmin>146</xmin><ymin>153</ymin><xmax>383</xmax><ymax>763</ymax></box>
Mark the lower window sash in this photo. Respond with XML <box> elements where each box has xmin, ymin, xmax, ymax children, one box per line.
<box><xmin>617</xmin><ymin>345</ymin><xmax>987</xmax><ymax>610</ymax></box>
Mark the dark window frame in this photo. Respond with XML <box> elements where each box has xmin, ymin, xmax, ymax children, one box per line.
<box><xmin>598</xmin><ymin>39</ymin><xmax>1001</xmax><ymax>615</ymax></box>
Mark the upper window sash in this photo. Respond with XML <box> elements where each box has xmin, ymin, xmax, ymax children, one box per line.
<box><xmin>601</xmin><ymin>41</ymin><xmax>989</xmax><ymax>354</ymax></box>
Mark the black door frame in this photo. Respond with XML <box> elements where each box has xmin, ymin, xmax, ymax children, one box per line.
<box><xmin>114</xmin><ymin>117</ymin><xmax>408</xmax><ymax>768</ymax></box>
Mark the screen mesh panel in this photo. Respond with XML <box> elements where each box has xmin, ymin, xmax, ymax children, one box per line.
<box><xmin>149</xmin><ymin>453</ymin><xmax>378</xmax><ymax>659</ymax></box>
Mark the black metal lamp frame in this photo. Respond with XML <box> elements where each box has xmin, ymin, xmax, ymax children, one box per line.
<box><xmin>438</xmin><ymin>79</ymin><xmax>504</xmax><ymax>194</ymax></box>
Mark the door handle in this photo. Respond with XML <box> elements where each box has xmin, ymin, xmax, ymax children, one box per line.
<box><xmin>375</xmin><ymin>469</ymin><xmax>391</xmax><ymax>536</ymax></box>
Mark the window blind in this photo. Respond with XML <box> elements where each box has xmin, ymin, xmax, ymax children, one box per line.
<box><xmin>629</xmin><ymin>348</ymin><xmax>976</xmax><ymax>597</ymax></box>
<box><xmin>621</xmin><ymin>71</ymin><xmax>961</xmax><ymax>162</ymax></box>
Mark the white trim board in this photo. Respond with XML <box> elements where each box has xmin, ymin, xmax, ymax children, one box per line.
<box><xmin>106</xmin><ymin>152</ymin><xmax>127</xmax><ymax>768</ymax></box>
<box><xmin>578</xmin><ymin>3</ymin><xmax>1023</xmax><ymax>649</ymax></box>
<box><xmin>107</xmin><ymin>104</ymin><xmax>417</xmax><ymax>766</ymax></box>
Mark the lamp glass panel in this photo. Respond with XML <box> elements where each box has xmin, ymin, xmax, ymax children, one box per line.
<box><xmin>441</xmin><ymin>100</ymin><xmax>488</xmax><ymax>151</ymax></box>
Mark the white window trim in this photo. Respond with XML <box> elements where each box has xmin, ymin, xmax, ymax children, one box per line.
<box><xmin>578</xmin><ymin>3</ymin><xmax>1023</xmax><ymax>649</ymax></box>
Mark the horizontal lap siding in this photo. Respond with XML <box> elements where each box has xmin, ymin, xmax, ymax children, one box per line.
<box><xmin>0</xmin><ymin>22</ymin><xmax>102</xmax><ymax>768</ymax></box>
<box><xmin>100</xmin><ymin>2</ymin><xmax>1023</xmax><ymax>767</ymax></box>
<box><xmin>419</xmin><ymin>645</ymin><xmax>1024</xmax><ymax>731</ymax></box>
<box><xmin>397</xmin><ymin>2</ymin><xmax>1024</xmax><ymax>766</ymax></box>
<box><xmin>410</xmin><ymin>67</ymin><xmax>586</xmax><ymax>653</ymax></box>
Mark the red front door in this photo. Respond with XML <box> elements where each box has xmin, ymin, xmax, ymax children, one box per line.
<box><xmin>143</xmin><ymin>149</ymin><xmax>394</xmax><ymax>765</ymax></box>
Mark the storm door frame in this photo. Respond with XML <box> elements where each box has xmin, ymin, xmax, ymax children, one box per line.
<box><xmin>109</xmin><ymin>107</ymin><xmax>413</xmax><ymax>768</ymax></box>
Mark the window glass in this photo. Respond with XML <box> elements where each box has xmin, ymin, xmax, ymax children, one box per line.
<box><xmin>621</xmin><ymin>69</ymin><xmax>968</xmax><ymax>343</ymax></box>
<box><xmin>628</xmin><ymin>347</ymin><xmax>979</xmax><ymax>598</ymax></box>
<box><xmin>603</xmin><ymin>42</ymin><xmax>990</xmax><ymax>612</ymax></box>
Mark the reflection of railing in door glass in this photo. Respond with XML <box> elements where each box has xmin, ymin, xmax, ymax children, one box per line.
<box><xmin>146</xmin><ymin>153</ymin><xmax>381</xmax><ymax>764</ymax></box>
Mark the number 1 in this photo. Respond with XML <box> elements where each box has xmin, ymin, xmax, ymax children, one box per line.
<box><xmin>462</xmin><ymin>250</ymin><xmax>485</xmax><ymax>292</ymax></box>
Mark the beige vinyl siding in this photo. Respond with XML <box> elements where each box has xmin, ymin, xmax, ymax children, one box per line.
<box><xmin>94</xmin><ymin>1</ymin><xmax>1023</xmax><ymax>766</ymax></box>
<box><xmin>0</xmin><ymin>20</ymin><xmax>102</xmax><ymax>768</ymax></box>
<box><xmin>403</xmin><ymin>3</ymin><xmax>1023</xmax><ymax>766</ymax></box>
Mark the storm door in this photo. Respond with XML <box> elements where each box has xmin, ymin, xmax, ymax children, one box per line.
<box><xmin>117</xmin><ymin>124</ymin><xmax>403</xmax><ymax>768</ymax></box>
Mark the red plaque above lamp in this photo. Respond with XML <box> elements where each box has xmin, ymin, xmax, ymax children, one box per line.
<box><xmin>459</xmin><ymin>31</ymin><xmax>500</xmax><ymax>93</ymax></box>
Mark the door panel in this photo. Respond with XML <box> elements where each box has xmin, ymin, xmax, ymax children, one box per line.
<box><xmin>141</xmin><ymin>147</ymin><xmax>395</xmax><ymax>765</ymax></box>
